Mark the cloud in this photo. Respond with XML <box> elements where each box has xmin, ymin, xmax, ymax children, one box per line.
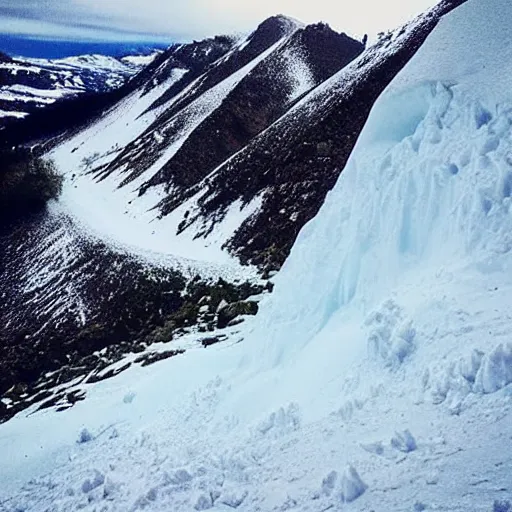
<box><xmin>0</xmin><ymin>0</ymin><xmax>439</xmax><ymax>42</ymax></box>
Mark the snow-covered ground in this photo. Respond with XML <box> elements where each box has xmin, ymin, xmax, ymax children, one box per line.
<box><xmin>2</xmin><ymin>0</ymin><xmax>512</xmax><ymax>510</ymax></box>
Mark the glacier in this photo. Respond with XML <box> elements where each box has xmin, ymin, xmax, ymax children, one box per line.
<box><xmin>1</xmin><ymin>0</ymin><xmax>512</xmax><ymax>510</ymax></box>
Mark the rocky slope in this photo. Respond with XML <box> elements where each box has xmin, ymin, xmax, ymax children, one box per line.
<box><xmin>0</xmin><ymin>51</ymin><xmax>159</xmax><ymax>125</ymax></box>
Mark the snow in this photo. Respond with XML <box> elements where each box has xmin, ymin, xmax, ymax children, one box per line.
<box><xmin>2</xmin><ymin>1</ymin><xmax>512</xmax><ymax>511</ymax></box>
<box><xmin>3</xmin><ymin>84</ymin><xmax>74</xmax><ymax>99</ymax></box>
<box><xmin>26</xmin><ymin>54</ymin><xmax>138</xmax><ymax>74</ymax></box>
<box><xmin>282</xmin><ymin>47</ymin><xmax>315</xmax><ymax>102</ymax></box>
<box><xmin>121</xmin><ymin>52</ymin><xmax>162</xmax><ymax>67</ymax></box>
<box><xmin>0</xmin><ymin>109</ymin><xmax>27</xmax><ymax>119</ymax></box>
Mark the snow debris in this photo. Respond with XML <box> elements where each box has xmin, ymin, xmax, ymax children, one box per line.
<box><xmin>340</xmin><ymin>465</ymin><xmax>367</xmax><ymax>503</ymax></box>
<box><xmin>219</xmin><ymin>489</ymin><xmax>249</xmax><ymax>508</ymax></box>
<box><xmin>80</xmin><ymin>470</ymin><xmax>105</xmax><ymax>494</ymax></box>
<box><xmin>194</xmin><ymin>492</ymin><xmax>213</xmax><ymax>510</ymax></box>
<box><xmin>391</xmin><ymin>429</ymin><xmax>417</xmax><ymax>453</ymax></box>
<box><xmin>320</xmin><ymin>470</ymin><xmax>338</xmax><ymax>497</ymax></box>
<box><xmin>77</xmin><ymin>428</ymin><xmax>94</xmax><ymax>444</ymax></box>
<box><xmin>123</xmin><ymin>391</ymin><xmax>136</xmax><ymax>404</ymax></box>
<box><xmin>474</xmin><ymin>343</ymin><xmax>512</xmax><ymax>394</ymax></box>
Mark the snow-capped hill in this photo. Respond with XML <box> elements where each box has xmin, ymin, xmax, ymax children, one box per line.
<box><xmin>120</xmin><ymin>51</ymin><xmax>163</xmax><ymax>68</ymax></box>
<box><xmin>47</xmin><ymin>17</ymin><xmax>363</xmax><ymax>272</ymax></box>
<box><xmin>0</xmin><ymin>51</ymin><xmax>154</xmax><ymax>124</ymax></box>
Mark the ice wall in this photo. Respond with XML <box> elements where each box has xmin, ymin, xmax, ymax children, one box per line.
<box><xmin>248</xmin><ymin>0</ymin><xmax>512</xmax><ymax>368</ymax></box>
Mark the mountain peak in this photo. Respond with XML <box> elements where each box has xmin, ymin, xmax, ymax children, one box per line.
<box><xmin>255</xmin><ymin>14</ymin><xmax>304</xmax><ymax>37</ymax></box>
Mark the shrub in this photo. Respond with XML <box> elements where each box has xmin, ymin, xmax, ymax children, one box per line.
<box><xmin>0</xmin><ymin>149</ymin><xmax>63</xmax><ymax>222</ymax></box>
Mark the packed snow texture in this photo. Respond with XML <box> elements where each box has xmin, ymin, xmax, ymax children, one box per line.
<box><xmin>2</xmin><ymin>0</ymin><xmax>512</xmax><ymax>511</ymax></box>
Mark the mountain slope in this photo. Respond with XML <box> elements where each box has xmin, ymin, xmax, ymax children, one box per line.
<box><xmin>4</xmin><ymin>1</ymin><xmax>512</xmax><ymax>511</ymax></box>
<box><xmin>0</xmin><ymin>51</ymin><xmax>159</xmax><ymax>124</ymax></box>
<box><xmin>47</xmin><ymin>17</ymin><xmax>364</xmax><ymax>269</ymax></box>
<box><xmin>0</xmin><ymin>5</ymin><xmax>465</xmax><ymax>422</ymax></box>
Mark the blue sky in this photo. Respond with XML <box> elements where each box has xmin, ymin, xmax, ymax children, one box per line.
<box><xmin>0</xmin><ymin>0</ymin><xmax>439</xmax><ymax>56</ymax></box>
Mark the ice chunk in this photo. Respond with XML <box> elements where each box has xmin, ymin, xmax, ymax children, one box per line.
<box><xmin>220</xmin><ymin>490</ymin><xmax>249</xmax><ymax>508</ymax></box>
<box><xmin>321</xmin><ymin>470</ymin><xmax>338</xmax><ymax>496</ymax></box>
<box><xmin>475</xmin><ymin>343</ymin><xmax>512</xmax><ymax>393</ymax></box>
<box><xmin>194</xmin><ymin>493</ymin><xmax>213</xmax><ymax>510</ymax></box>
<box><xmin>391</xmin><ymin>429</ymin><xmax>417</xmax><ymax>452</ymax></box>
<box><xmin>340</xmin><ymin>465</ymin><xmax>367</xmax><ymax>503</ymax></box>
<box><xmin>81</xmin><ymin>470</ymin><xmax>105</xmax><ymax>493</ymax></box>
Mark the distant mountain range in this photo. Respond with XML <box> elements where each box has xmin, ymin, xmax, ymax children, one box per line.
<box><xmin>0</xmin><ymin>34</ymin><xmax>170</xmax><ymax>59</ymax></box>
<box><xmin>0</xmin><ymin>50</ymin><xmax>161</xmax><ymax>125</ymax></box>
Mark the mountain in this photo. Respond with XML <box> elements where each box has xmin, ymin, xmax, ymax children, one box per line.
<box><xmin>0</xmin><ymin>3</ymin><xmax>470</xmax><ymax>425</ymax></box>
<box><xmin>46</xmin><ymin>16</ymin><xmax>364</xmax><ymax>269</ymax></box>
<box><xmin>0</xmin><ymin>51</ymin><xmax>160</xmax><ymax>125</ymax></box>
<box><xmin>3</xmin><ymin>0</ymin><xmax>512</xmax><ymax>509</ymax></box>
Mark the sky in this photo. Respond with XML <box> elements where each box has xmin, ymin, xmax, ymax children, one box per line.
<box><xmin>0</xmin><ymin>0</ymin><xmax>439</xmax><ymax>47</ymax></box>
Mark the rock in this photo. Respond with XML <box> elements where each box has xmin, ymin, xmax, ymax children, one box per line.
<box><xmin>216</xmin><ymin>299</ymin><xmax>229</xmax><ymax>313</ymax></box>
<box><xmin>201</xmin><ymin>337</ymin><xmax>221</xmax><ymax>348</ymax></box>
<box><xmin>134</xmin><ymin>349</ymin><xmax>185</xmax><ymax>367</ymax></box>
<box><xmin>316</xmin><ymin>141</ymin><xmax>332</xmax><ymax>156</ymax></box>
<box><xmin>217</xmin><ymin>301</ymin><xmax>259</xmax><ymax>329</ymax></box>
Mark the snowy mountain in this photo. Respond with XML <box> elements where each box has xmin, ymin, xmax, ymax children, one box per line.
<box><xmin>0</xmin><ymin>51</ymin><xmax>160</xmax><ymax>124</ymax></box>
<box><xmin>4</xmin><ymin>0</ymin><xmax>512</xmax><ymax>509</ymax></box>
<box><xmin>44</xmin><ymin>16</ymin><xmax>365</xmax><ymax>270</ymax></box>
<box><xmin>0</xmin><ymin>5</ymin><xmax>466</xmax><ymax>420</ymax></box>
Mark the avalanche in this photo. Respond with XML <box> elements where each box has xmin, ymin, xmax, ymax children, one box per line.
<box><xmin>1</xmin><ymin>0</ymin><xmax>512</xmax><ymax>511</ymax></box>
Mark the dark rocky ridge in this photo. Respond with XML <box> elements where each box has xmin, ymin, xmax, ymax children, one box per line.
<box><xmin>175</xmin><ymin>0</ymin><xmax>468</xmax><ymax>270</ymax></box>
<box><xmin>90</xmin><ymin>16</ymin><xmax>305</xmax><ymax>189</ymax></box>
<box><xmin>152</xmin><ymin>22</ymin><xmax>365</xmax><ymax>214</ymax></box>
<box><xmin>92</xmin><ymin>19</ymin><xmax>363</xmax><ymax>217</ymax></box>
<box><xmin>147</xmin><ymin>15</ymin><xmax>300</xmax><ymax>115</ymax></box>
<box><xmin>139</xmin><ymin>35</ymin><xmax>237</xmax><ymax>97</ymax></box>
